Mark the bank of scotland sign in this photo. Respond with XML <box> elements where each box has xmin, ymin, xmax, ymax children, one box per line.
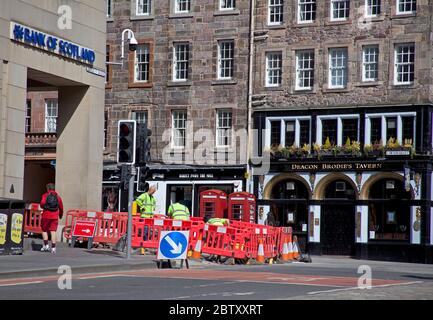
<box><xmin>10</xmin><ymin>22</ymin><xmax>96</xmax><ymax>65</ymax></box>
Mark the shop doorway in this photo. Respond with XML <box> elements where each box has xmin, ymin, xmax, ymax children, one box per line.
<box><xmin>321</xmin><ymin>179</ymin><xmax>356</xmax><ymax>256</ymax></box>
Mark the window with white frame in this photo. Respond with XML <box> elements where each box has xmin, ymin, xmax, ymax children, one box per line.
<box><xmin>266</xmin><ymin>52</ymin><xmax>282</xmax><ymax>87</ymax></box>
<box><xmin>296</xmin><ymin>50</ymin><xmax>315</xmax><ymax>90</ymax></box>
<box><xmin>396</xmin><ymin>0</ymin><xmax>416</xmax><ymax>14</ymax></box>
<box><xmin>216</xmin><ymin>110</ymin><xmax>233</xmax><ymax>147</ymax></box>
<box><xmin>173</xmin><ymin>43</ymin><xmax>189</xmax><ymax>81</ymax></box>
<box><xmin>365</xmin><ymin>0</ymin><xmax>381</xmax><ymax>16</ymax></box>
<box><xmin>220</xmin><ymin>0</ymin><xmax>235</xmax><ymax>10</ymax></box>
<box><xmin>172</xmin><ymin>110</ymin><xmax>187</xmax><ymax>148</ymax></box>
<box><xmin>298</xmin><ymin>0</ymin><xmax>316</xmax><ymax>23</ymax></box>
<box><xmin>267</xmin><ymin>117</ymin><xmax>311</xmax><ymax>148</ymax></box>
<box><xmin>136</xmin><ymin>0</ymin><xmax>151</xmax><ymax>15</ymax></box>
<box><xmin>268</xmin><ymin>0</ymin><xmax>284</xmax><ymax>25</ymax></box>
<box><xmin>135</xmin><ymin>44</ymin><xmax>150</xmax><ymax>82</ymax></box>
<box><xmin>218</xmin><ymin>41</ymin><xmax>234</xmax><ymax>79</ymax></box>
<box><xmin>106</xmin><ymin>0</ymin><xmax>112</xmax><ymax>18</ymax></box>
<box><xmin>317</xmin><ymin>115</ymin><xmax>359</xmax><ymax>146</ymax></box>
<box><xmin>362</xmin><ymin>45</ymin><xmax>379</xmax><ymax>82</ymax></box>
<box><xmin>329</xmin><ymin>48</ymin><xmax>348</xmax><ymax>88</ymax></box>
<box><xmin>394</xmin><ymin>43</ymin><xmax>415</xmax><ymax>85</ymax></box>
<box><xmin>175</xmin><ymin>0</ymin><xmax>191</xmax><ymax>13</ymax></box>
<box><xmin>330</xmin><ymin>0</ymin><xmax>350</xmax><ymax>21</ymax></box>
<box><xmin>365</xmin><ymin>113</ymin><xmax>416</xmax><ymax>146</ymax></box>
<box><xmin>45</xmin><ymin>99</ymin><xmax>58</xmax><ymax>133</ymax></box>
<box><xmin>132</xmin><ymin>110</ymin><xmax>148</xmax><ymax>125</ymax></box>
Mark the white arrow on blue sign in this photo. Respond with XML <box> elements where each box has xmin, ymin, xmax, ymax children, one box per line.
<box><xmin>157</xmin><ymin>231</ymin><xmax>190</xmax><ymax>260</ymax></box>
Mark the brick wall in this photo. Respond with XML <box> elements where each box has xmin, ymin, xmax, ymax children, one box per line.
<box><xmin>105</xmin><ymin>0</ymin><xmax>251</xmax><ymax>165</ymax></box>
<box><xmin>252</xmin><ymin>0</ymin><xmax>433</xmax><ymax>111</ymax></box>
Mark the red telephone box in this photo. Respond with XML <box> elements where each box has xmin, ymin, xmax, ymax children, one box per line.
<box><xmin>199</xmin><ymin>189</ymin><xmax>228</xmax><ymax>220</ymax></box>
<box><xmin>228</xmin><ymin>192</ymin><xmax>256</xmax><ymax>223</ymax></box>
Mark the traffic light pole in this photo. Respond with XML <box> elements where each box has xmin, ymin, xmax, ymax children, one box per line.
<box><xmin>126</xmin><ymin>165</ymin><xmax>136</xmax><ymax>260</ymax></box>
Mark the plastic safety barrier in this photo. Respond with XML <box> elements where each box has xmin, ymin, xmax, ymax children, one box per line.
<box><xmin>63</xmin><ymin>210</ymin><xmax>128</xmax><ymax>245</ymax></box>
<box><xmin>24</xmin><ymin>203</ymin><xmax>43</xmax><ymax>235</ymax></box>
<box><xmin>131</xmin><ymin>217</ymin><xmax>192</xmax><ymax>250</ymax></box>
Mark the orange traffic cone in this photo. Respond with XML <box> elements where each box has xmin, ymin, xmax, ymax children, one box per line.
<box><xmin>292</xmin><ymin>235</ymin><xmax>300</xmax><ymax>260</ymax></box>
<box><xmin>256</xmin><ymin>238</ymin><xmax>265</xmax><ymax>263</ymax></box>
<box><xmin>281</xmin><ymin>234</ymin><xmax>292</xmax><ymax>262</ymax></box>
<box><xmin>191</xmin><ymin>234</ymin><xmax>203</xmax><ymax>260</ymax></box>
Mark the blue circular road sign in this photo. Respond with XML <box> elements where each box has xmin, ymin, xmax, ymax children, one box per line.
<box><xmin>160</xmin><ymin>231</ymin><xmax>188</xmax><ymax>259</ymax></box>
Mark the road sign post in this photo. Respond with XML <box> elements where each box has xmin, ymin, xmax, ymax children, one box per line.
<box><xmin>157</xmin><ymin>231</ymin><xmax>190</xmax><ymax>269</ymax></box>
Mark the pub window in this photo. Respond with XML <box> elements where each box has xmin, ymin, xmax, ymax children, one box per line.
<box><xmin>402</xmin><ymin>116</ymin><xmax>415</xmax><ymax>144</ymax></box>
<box><xmin>370</xmin><ymin>117</ymin><xmax>382</xmax><ymax>143</ymax></box>
<box><xmin>268</xmin><ymin>0</ymin><xmax>284</xmax><ymax>25</ymax></box>
<box><xmin>173</xmin><ymin>43</ymin><xmax>189</xmax><ymax>81</ymax></box>
<box><xmin>386</xmin><ymin>117</ymin><xmax>398</xmax><ymax>141</ymax></box>
<box><xmin>270</xmin><ymin>121</ymin><xmax>281</xmax><ymax>147</ymax></box>
<box><xmin>366</xmin><ymin>113</ymin><xmax>416</xmax><ymax>146</ymax></box>
<box><xmin>285</xmin><ymin>121</ymin><xmax>296</xmax><ymax>147</ymax></box>
<box><xmin>330</xmin><ymin>0</ymin><xmax>350</xmax><ymax>21</ymax></box>
<box><xmin>321</xmin><ymin>119</ymin><xmax>338</xmax><ymax>145</ymax></box>
<box><xmin>342</xmin><ymin>118</ymin><xmax>358</xmax><ymax>142</ymax></box>
<box><xmin>299</xmin><ymin>120</ymin><xmax>310</xmax><ymax>146</ymax></box>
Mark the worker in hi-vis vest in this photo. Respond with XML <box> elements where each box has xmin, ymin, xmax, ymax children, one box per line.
<box><xmin>206</xmin><ymin>217</ymin><xmax>229</xmax><ymax>226</ymax></box>
<box><xmin>136</xmin><ymin>185</ymin><xmax>157</xmax><ymax>218</ymax></box>
<box><xmin>167</xmin><ymin>200</ymin><xmax>190</xmax><ymax>220</ymax></box>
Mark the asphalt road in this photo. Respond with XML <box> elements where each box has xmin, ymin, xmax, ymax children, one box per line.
<box><xmin>1</xmin><ymin>257</ymin><xmax>433</xmax><ymax>300</ymax></box>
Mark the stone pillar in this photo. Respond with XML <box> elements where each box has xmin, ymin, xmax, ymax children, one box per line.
<box><xmin>356</xmin><ymin>205</ymin><xmax>369</xmax><ymax>243</ymax></box>
<box><xmin>56</xmin><ymin>86</ymin><xmax>104</xmax><ymax>213</ymax></box>
<box><xmin>0</xmin><ymin>61</ymin><xmax>26</xmax><ymax>200</ymax></box>
<box><xmin>309</xmin><ymin>205</ymin><xmax>320</xmax><ymax>243</ymax></box>
<box><xmin>410</xmin><ymin>206</ymin><xmax>421</xmax><ymax>244</ymax></box>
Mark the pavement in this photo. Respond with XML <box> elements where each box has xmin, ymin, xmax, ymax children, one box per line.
<box><xmin>1</xmin><ymin>241</ymin><xmax>433</xmax><ymax>299</ymax></box>
<box><xmin>0</xmin><ymin>238</ymin><xmax>166</xmax><ymax>279</ymax></box>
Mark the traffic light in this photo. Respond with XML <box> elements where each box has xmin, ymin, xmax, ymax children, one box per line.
<box><xmin>137</xmin><ymin>166</ymin><xmax>150</xmax><ymax>193</ymax></box>
<box><xmin>136</xmin><ymin>123</ymin><xmax>152</xmax><ymax>166</ymax></box>
<box><xmin>117</xmin><ymin>120</ymin><xmax>136</xmax><ymax>165</ymax></box>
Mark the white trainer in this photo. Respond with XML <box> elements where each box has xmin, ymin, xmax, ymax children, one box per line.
<box><xmin>41</xmin><ymin>245</ymin><xmax>50</xmax><ymax>252</ymax></box>
<box><xmin>51</xmin><ymin>247</ymin><xmax>56</xmax><ymax>254</ymax></box>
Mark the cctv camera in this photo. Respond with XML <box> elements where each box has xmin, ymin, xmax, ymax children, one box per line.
<box><xmin>129</xmin><ymin>37</ymin><xmax>138</xmax><ymax>52</ymax></box>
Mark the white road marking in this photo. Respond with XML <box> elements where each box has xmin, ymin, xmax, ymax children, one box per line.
<box><xmin>308</xmin><ymin>281</ymin><xmax>423</xmax><ymax>295</ymax></box>
<box><xmin>0</xmin><ymin>281</ymin><xmax>43</xmax><ymax>287</ymax></box>
<box><xmin>77</xmin><ymin>275</ymin><xmax>123</xmax><ymax>280</ymax></box>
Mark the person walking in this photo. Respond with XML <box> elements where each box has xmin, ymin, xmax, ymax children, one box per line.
<box><xmin>40</xmin><ymin>183</ymin><xmax>64</xmax><ymax>254</ymax></box>
<box><xmin>167</xmin><ymin>200</ymin><xmax>190</xmax><ymax>220</ymax></box>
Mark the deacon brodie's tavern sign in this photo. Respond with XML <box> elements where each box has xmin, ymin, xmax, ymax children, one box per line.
<box><xmin>289</xmin><ymin>162</ymin><xmax>384</xmax><ymax>171</ymax></box>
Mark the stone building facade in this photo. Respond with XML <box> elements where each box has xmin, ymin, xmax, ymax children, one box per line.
<box><xmin>251</xmin><ymin>0</ymin><xmax>433</xmax><ymax>263</ymax></box>
<box><xmin>104</xmin><ymin>0</ymin><xmax>251</xmax><ymax>214</ymax></box>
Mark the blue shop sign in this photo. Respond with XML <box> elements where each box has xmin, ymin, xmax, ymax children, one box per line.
<box><xmin>10</xmin><ymin>22</ymin><xmax>96</xmax><ymax>65</ymax></box>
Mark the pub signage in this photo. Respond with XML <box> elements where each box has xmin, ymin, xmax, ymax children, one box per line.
<box><xmin>289</xmin><ymin>162</ymin><xmax>384</xmax><ymax>172</ymax></box>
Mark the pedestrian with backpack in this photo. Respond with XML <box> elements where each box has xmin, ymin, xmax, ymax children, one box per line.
<box><xmin>40</xmin><ymin>183</ymin><xmax>64</xmax><ymax>254</ymax></box>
